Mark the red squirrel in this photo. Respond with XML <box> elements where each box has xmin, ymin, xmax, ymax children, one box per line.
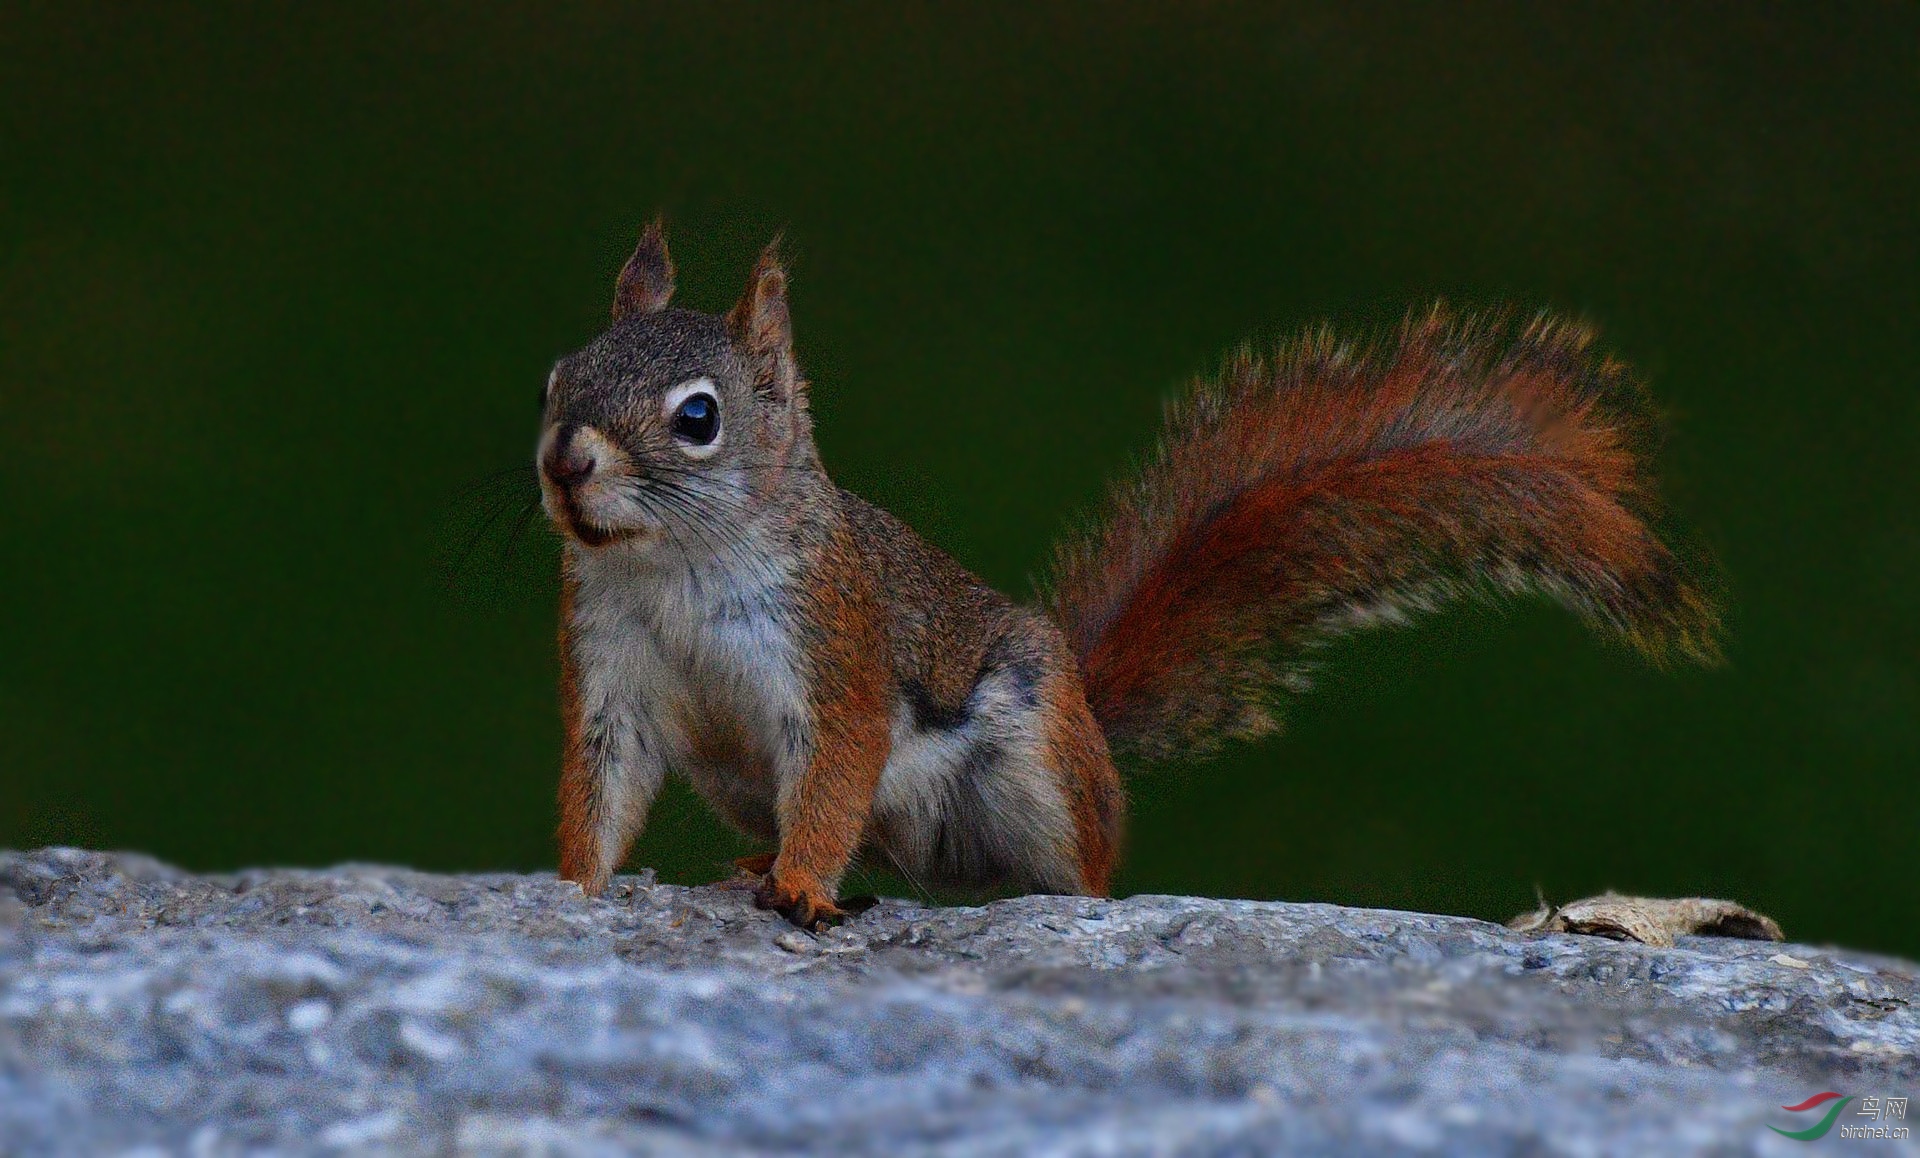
<box><xmin>537</xmin><ymin>220</ymin><xmax>1720</xmax><ymax>930</ymax></box>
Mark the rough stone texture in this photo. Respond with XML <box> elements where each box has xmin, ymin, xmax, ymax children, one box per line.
<box><xmin>1</xmin><ymin>848</ymin><xmax>1914</xmax><ymax>1156</ymax></box>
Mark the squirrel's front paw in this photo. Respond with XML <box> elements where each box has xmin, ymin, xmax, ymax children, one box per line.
<box><xmin>754</xmin><ymin>872</ymin><xmax>847</xmax><ymax>931</ymax></box>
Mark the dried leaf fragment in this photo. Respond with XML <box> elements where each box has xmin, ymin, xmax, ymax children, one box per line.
<box><xmin>1507</xmin><ymin>892</ymin><xmax>1784</xmax><ymax>949</ymax></box>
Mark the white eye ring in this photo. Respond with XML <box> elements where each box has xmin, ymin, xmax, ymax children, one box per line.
<box><xmin>663</xmin><ymin>377</ymin><xmax>723</xmax><ymax>459</ymax></box>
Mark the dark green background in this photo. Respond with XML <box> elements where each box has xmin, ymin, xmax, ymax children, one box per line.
<box><xmin>4</xmin><ymin>6</ymin><xmax>1915</xmax><ymax>956</ymax></box>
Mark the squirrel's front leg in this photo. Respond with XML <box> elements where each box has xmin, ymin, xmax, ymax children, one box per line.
<box><xmin>757</xmin><ymin>651</ymin><xmax>891</xmax><ymax>931</ymax></box>
<box><xmin>556</xmin><ymin>584</ymin><xmax>667</xmax><ymax>896</ymax></box>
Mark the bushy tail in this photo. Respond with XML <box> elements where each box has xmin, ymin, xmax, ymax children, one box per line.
<box><xmin>1043</xmin><ymin>306</ymin><xmax>1721</xmax><ymax>765</ymax></box>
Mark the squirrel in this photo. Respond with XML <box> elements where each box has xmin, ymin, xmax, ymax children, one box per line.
<box><xmin>535</xmin><ymin>219</ymin><xmax>1721</xmax><ymax>930</ymax></box>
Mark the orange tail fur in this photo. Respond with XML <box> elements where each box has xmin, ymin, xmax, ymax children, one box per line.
<box><xmin>1044</xmin><ymin>306</ymin><xmax>1721</xmax><ymax>765</ymax></box>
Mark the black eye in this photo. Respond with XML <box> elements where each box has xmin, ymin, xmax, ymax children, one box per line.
<box><xmin>670</xmin><ymin>392</ymin><xmax>720</xmax><ymax>445</ymax></box>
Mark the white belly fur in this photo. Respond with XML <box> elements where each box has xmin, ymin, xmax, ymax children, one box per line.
<box><xmin>569</xmin><ymin>544</ymin><xmax>807</xmax><ymax>843</ymax></box>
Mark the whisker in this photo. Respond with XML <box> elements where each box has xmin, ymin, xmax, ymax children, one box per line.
<box><xmin>497</xmin><ymin>498</ymin><xmax>545</xmax><ymax>571</ymax></box>
<box><xmin>646</xmin><ymin>481</ymin><xmax>788</xmax><ymax>587</ymax></box>
<box><xmin>432</xmin><ymin>461</ymin><xmax>557</xmax><ymax>609</ymax></box>
<box><xmin>448</xmin><ymin>463</ymin><xmax>540</xmax><ymax>504</ymax></box>
<box><xmin>437</xmin><ymin>491</ymin><xmax>528</xmax><ymax>591</ymax></box>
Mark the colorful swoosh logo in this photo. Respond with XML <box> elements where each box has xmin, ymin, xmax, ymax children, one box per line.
<box><xmin>1770</xmin><ymin>1092</ymin><xmax>1852</xmax><ymax>1140</ymax></box>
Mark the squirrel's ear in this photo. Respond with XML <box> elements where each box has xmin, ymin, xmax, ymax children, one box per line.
<box><xmin>611</xmin><ymin>217</ymin><xmax>675</xmax><ymax>321</ymax></box>
<box><xmin>726</xmin><ymin>240</ymin><xmax>797</xmax><ymax>398</ymax></box>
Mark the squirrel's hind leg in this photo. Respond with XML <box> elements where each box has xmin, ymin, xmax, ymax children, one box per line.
<box><xmin>1034</xmin><ymin>665</ymin><xmax>1126</xmax><ymax>897</ymax></box>
<box><xmin>874</xmin><ymin>630</ymin><xmax>1126</xmax><ymax>899</ymax></box>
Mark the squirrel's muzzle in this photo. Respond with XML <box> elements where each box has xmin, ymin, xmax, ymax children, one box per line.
<box><xmin>541</xmin><ymin>423</ymin><xmax>599</xmax><ymax>490</ymax></box>
<box><xmin>537</xmin><ymin>423</ymin><xmax>638</xmax><ymax>548</ymax></box>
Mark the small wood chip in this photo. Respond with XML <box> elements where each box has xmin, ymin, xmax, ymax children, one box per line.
<box><xmin>773</xmin><ymin>930</ymin><xmax>817</xmax><ymax>954</ymax></box>
<box><xmin>1507</xmin><ymin>892</ymin><xmax>1784</xmax><ymax>949</ymax></box>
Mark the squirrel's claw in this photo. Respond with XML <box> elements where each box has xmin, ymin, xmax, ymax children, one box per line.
<box><xmin>753</xmin><ymin>874</ymin><xmax>848</xmax><ymax>931</ymax></box>
<box><xmin>723</xmin><ymin>855</ymin><xmax>854</xmax><ymax>930</ymax></box>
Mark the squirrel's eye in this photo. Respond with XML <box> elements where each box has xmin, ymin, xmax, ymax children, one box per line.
<box><xmin>670</xmin><ymin>392</ymin><xmax>720</xmax><ymax>447</ymax></box>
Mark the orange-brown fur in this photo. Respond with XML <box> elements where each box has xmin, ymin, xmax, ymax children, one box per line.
<box><xmin>1048</xmin><ymin>308</ymin><xmax>1720</xmax><ymax>763</ymax></box>
<box><xmin>553</xmin><ymin>573</ymin><xmax>602</xmax><ymax>890</ymax></box>
<box><xmin>1042</xmin><ymin>673</ymin><xmax>1123</xmax><ymax>896</ymax></box>
<box><xmin>761</xmin><ymin>528</ymin><xmax>894</xmax><ymax>926</ymax></box>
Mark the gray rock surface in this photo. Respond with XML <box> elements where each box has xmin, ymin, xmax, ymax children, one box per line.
<box><xmin>1</xmin><ymin>848</ymin><xmax>1914</xmax><ymax>1156</ymax></box>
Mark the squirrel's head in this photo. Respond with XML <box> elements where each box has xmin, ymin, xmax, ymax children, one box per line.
<box><xmin>537</xmin><ymin>220</ymin><xmax>813</xmax><ymax>552</ymax></box>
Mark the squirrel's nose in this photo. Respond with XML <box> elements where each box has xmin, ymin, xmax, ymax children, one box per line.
<box><xmin>543</xmin><ymin>424</ymin><xmax>598</xmax><ymax>488</ymax></box>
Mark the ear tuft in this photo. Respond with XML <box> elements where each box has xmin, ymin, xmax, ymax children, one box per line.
<box><xmin>612</xmin><ymin>216</ymin><xmax>675</xmax><ymax>321</ymax></box>
<box><xmin>727</xmin><ymin>240</ymin><xmax>792</xmax><ymax>357</ymax></box>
